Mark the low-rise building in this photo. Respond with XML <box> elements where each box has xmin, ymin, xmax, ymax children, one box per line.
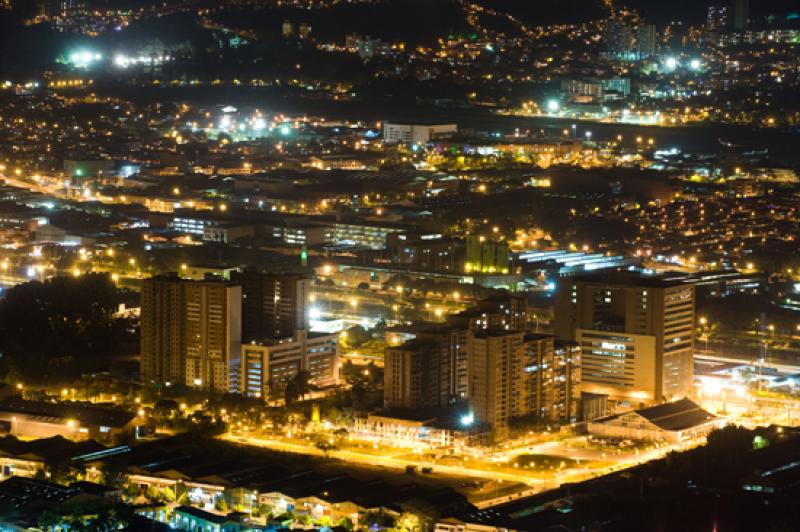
<box><xmin>383</xmin><ymin>123</ymin><xmax>457</xmax><ymax>145</ymax></box>
<box><xmin>587</xmin><ymin>398</ymin><xmax>724</xmax><ymax>443</ymax></box>
<box><xmin>241</xmin><ymin>330</ymin><xmax>340</xmax><ymax>399</ymax></box>
<box><xmin>0</xmin><ymin>397</ymin><xmax>139</xmax><ymax>443</ymax></box>
<box><xmin>353</xmin><ymin>411</ymin><xmax>487</xmax><ymax>450</ymax></box>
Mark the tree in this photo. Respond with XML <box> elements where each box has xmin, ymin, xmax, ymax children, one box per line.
<box><xmin>255</xmin><ymin>503</ymin><xmax>273</xmax><ymax>519</ymax></box>
<box><xmin>38</xmin><ymin>510</ymin><xmax>62</xmax><ymax>531</ymax></box>
<box><xmin>341</xmin><ymin>325</ymin><xmax>371</xmax><ymax>349</ymax></box>
<box><xmin>0</xmin><ymin>274</ymin><xmax>134</xmax><ymax>382</ymax></box>
<box><xmin>395</xmin><ymin>512</ymin><xmax>421</xmax><ymax>532</ymax></box>
<box><xmin>333</xmin><ymin>427</ymin><xmax>349</xmax><ymax>444</ymax></box>
<box><xmin>215</xmin><ymin>495</ymin><xmax>230</xmax><ymax>513</ymax></box>
<box><xmin>337</xmin><ymin>516</ymin><xmax>355</xmax><ymax>530</ymax></box>
<box><xmin>314</xmin><ymin>440</ymin><xmax>338</xmax><ymax>457</ymax></box>
<box><xmin>362</xmin><ymin>509</ymin><xmax>395</xmax><ymax>530</ymax></box>
<box><xmin>400</xmin><ymin>498</ymin><xmax>440</xmax><ymax>532</ymax></box>
<box><xmin>49</xmin><ymin>459</ymin><xmax>83</xmax><ymax>486</ymax></box>
<box><xmin>284</xmin><ymin>370</ymin><xmax>313</xmax><ymax>405</ymax></box>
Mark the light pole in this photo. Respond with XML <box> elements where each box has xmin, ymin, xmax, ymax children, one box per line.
<box><xmin>698</xmin><ymin>316</ymin><xmax>709</xmax><ymax>353</ymax></box>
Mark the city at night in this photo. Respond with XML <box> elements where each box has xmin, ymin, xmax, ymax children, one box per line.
<box><xmin>0</xmin><ymin>0</ymin><xmax>799</xmax><ymax>529</ymax></box>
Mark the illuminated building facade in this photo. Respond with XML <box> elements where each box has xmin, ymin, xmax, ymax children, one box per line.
<box><xmin>527</xmin><ymin>340</ymin><xmax>582</xmax><ymax>423</ymax></box>
<box><xmin>382</xmin><ymin>122</ymin><xmax>457</xmax><ymax>144</ymax></box>
<box><xmin>555</xmin><ymin>272</ymin><xmax>695</xmax><ymax>408</ymax></box>
<box><xmin>140</xmin><ymin>275</ymin><xmax>242</xmax><ymax>393</ymax></box>
<box><xmin>241</xmin><ymin>330</ymin><xmax>339</xmax><ymax>399</ymax></box>
<box><xmin>332</xmin><ymin>221</ymin><xmax>405</xmax><ymax>250</ymax></box>
<box><xmin>464</xmin><ymin>235</ymin><xmax>509</xmax><ymax>274</ymax></box>
<box><xmin>467</xmin><ymin>331</ymin><xmax>536</xmax><ymax>440</ymax></box>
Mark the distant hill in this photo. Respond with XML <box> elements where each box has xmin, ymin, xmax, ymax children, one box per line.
<box><xmin>212</xmin><ymin>0</ymin><xmax>472</xmax><ymax>46</ymax></box>
<box><xmin>623</xmin><ymin>0</ymin><xmax>800</xmax><ymax>26</ymax></box>
<box><xmin>485</xmin><ymin>0</ymin><xmax>800</xmax><ymax>28</ymax></box>
<box><xmin>473</xmin><ymin>0</ymin><xmax>608</xmax><ymax>26</ymax></box>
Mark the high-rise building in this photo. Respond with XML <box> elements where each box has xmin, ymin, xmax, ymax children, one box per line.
<box><xmin>464</xmin><ymin>235</ymin><xmax>510</xmax><ymax>274</ymax></box>
<box><xmin>42</xmin><ymin>0</ymin><xmax>84</xmax><ymax>17</ymax></box>
<box><xmin>467</xmin><ymin>332</ymin><xmax>582</xmax><ymax>440</ymax></box>
<box><xmin>707</xmin><ymin>5</ymin><xmax>728</xmax><ymax>33</ymax></box>
<box><xmin>468</xmin><ymin>330</ymin><xmax>526</xmax><ymax>440</ymax></box>
<box><xmin>603</xmin><ymin>19</ymin><xmax>634</xmax><ymax>58</ymax></box>
<box><xmin>636</xmin><ymin>24</ymin><xmax>657</xmax><ymax>58</ymax></box>
<box><xmin>140</xmin><ymin>276</ymin><xmax>186</xmax><ymax>386</ymax></box>
<box><xmin>555</xmin><ymin>272</ymin><xmax>695</xmax><ymax>408</ymax></box>
<box><xmin>282</xmin><ymin>20</ymin><xmax>294</xmax><ymax>37</ymax></box>
<box><xmin>383</xmin><ymin>323</ymin><xmax>472</xmax><ymax>410</ymax></box>
<box><xmin>528</xmin><ymin>339</ymin><xmax>582</xmax><ymax>423</ymax></box>
<box><xmin>241</xmin><ymin>330</ymin><xmax>339</xmax><ymax>399</ymax></box>
<box><xmin>140</xmin><ymin>275</ymin><xmax>242</xmax><ymax>393</ymax></box>
<box><xmin>728</xmin><ymin>0</ymin><xmax>748</xmax><ymax>30</ymax></box>
<box><xmin>383</xmin><ymin>292</ymin><xmax>534</xmax><ymax>411</ymax></box>
<box><xmin>448</xmin><ymin>292</ymin><xmax>531</xmax><ymax>332</ymax></box>
<box><xmin>384</xmin><ymin>337</ymin><xmax>453</xmax><ymax>410</ymax></box>
<box><xmin>233</xmin><ymin>271</ymin><xmax>310</xmax><ymax>342</ymax></box>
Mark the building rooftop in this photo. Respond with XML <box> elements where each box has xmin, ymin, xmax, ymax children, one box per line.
<box><xmin>0</xmin><ymin>435</ymin><xmax>106</xmax><ymax>463</ymax></box>
<box><xmin>598</xmin><ymin>398</ymin><xmax>719</xmax><ymax>432</ymax></box>
<box><xmin>174</xmin><ymin>505</ymin><xmax>234</xmax><ymax>524</ymax></box>
<box><xmin>570</xmin><ymin>270</ymin><xmax>695</xmax><ymax>288</ymax></box>
<box><xmin>635</xmin><ymin>398</ymin><xmax>718</xmax><ymax>431</ymax></box>
<box><xmin>0</xmin><ymin>397</ymin><xmax>136</xmax><ymax>428</ymax></box>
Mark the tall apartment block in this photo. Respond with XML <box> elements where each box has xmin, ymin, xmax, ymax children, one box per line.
<box><xmin>140</xmin><ymin>276</ymin><xmax>185</xmax><ymax>386</ymax></box>
<box><xmin>140</xmin><ymin>275</ymin><xmax>242</xmax><ymax>393</ymax></box>
<box><xmin>555</xmin><ymin>272</ymin><xmax>695</xmax><ymax>408</ymax></box>
<box><xmin>232</xmin><ymin>271</ymin><xmax>310</xmax><ymax>341</ymax></box>
<box><xmin>539</xmin><ymin>340</ymin><xmax>581</xmax><ymax>423</ymax></box>
<box><xmin>383</xmin><ymin>292</ymin><xmax>539</xmax><ymax>413</ymax></box>
<box><xmin>466</xmin><ymin>331</ymin><xmax>581</xmax><ymax>440</ymax></box>
<box><xmin>384</xmin><ymin>335</ymin><xmax>454</xmax><ymax>410</ymax></box>
<box><xmin>728</xmin><ymin>0</ymin><xmax>748</xmax><ymax>31</ymax></box>
<box><xmin>448</xmin><ymin>292</ymin><xmax>531</xmax><ymax>332</ymax></box>
<box><xmin>636</xmin><ymin>24</ymin><xmax>656</xmax><ymax>58</ymax></box>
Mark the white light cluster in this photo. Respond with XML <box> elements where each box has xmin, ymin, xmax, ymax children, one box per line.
<box><xmin>113</xmin><ymin>53</ymin><xmax>172</xmax><ymax>68</ymax></box>
<box><xmin>70</xmin><ymin>51</ymin><xmax>102</xmax><ymax>68</ymax></box>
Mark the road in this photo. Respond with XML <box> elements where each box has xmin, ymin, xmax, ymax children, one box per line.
<box><xmin>696</xmin><ymin>352</ymin><xmax>800</xmax><ymax>374</ymax></box>
<box><xmin>221</xmin><ymin>430</ymin><xmax>692</xmax><ymax>510</ymax></box>
<box><xmin>221</xmin><ymin>433</ymin><xmax>552</xmax><ymax>488</ymax></box>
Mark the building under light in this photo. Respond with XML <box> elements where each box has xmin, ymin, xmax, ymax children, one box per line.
<box><xmin>241</xmin><ymin>330</ymin><xmax>339</xmax><ymax>399</ymax></box>
<box><xmin>555</xmin><ymin>271</ymin><xmax>696</xmax><ymax>411</ymax></box>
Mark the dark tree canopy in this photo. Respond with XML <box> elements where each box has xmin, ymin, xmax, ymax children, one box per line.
<box><xmin>0</xmin><ymin>273</ymin><xmax>135</xmax><ymax>383</ymax></box>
